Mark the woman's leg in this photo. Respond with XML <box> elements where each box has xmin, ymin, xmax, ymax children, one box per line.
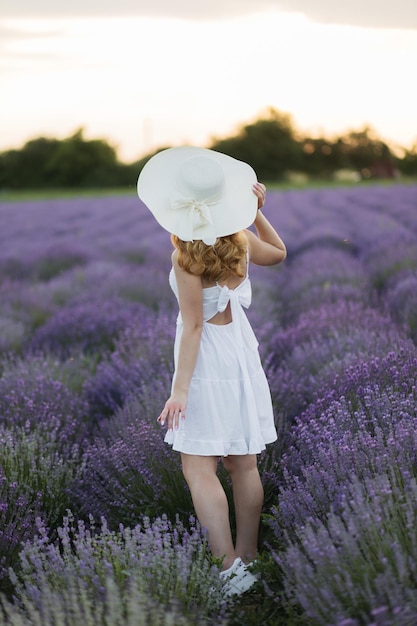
<box><xmin>222</xmin><ymin>454</ymin><xmax>264</xmax><ymax>563</ymax></box>
<box><xmin>181</xmin><ymin>453</ymin><xmax>236</xmax><ymax>570</ymax></box>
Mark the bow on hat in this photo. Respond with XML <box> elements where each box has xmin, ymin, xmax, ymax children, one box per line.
<box><xmin>171</xmin><ymin>192</ymin><xmax>220</xmax><ymax>245</ymax></box>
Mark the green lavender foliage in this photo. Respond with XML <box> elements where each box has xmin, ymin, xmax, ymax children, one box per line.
<box><xmin>4</xmin><ymin>512</ymin><xmax>226</xmax><ymax>625</ymax></box>
<box><xmin>1</xmin><ymin>577</ymin><xmax>217</xmax><ymax>626</ymax></box>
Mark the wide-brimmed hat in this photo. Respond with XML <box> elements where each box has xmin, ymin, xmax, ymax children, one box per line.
<box><xmin>137</xmin><ymin>146</ymin><xmax>257</xmax><ymax>245</ymax></box>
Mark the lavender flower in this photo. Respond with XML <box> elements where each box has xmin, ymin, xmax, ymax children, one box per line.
<box><xmin>4</xmin><ymin>512</ymin><xmax>225</xmax><ymax>624</ymax></box>
<box><xmin>0</xmin><ymin>354</ymin><xmax>89</xmax><ymax>447</ymax></box>
<box><xmin>276</xmin><ymin>473</ymin><xmax>417</xmax><ymax>624</ymax></box>
<box><xmin>363</xmin><ymin>237</ymin><xmax>417</xmax><ymax>293</ymax></box>
<box><xmin>83</xmin><ymin>310</ymin><xmax>175</xmax><ymax>422</ymax></box>
<box><xmin>27</xmin><ymin>297</ymin><xmax>149</xmax><ymax>359</ymax></box>
<box><xmin>268</xmin><ymin>348</ymin><xmax>417</xmax><ymax>536</ymax></box>
<box><xmin>0</xmin><ymin>426</ymin><xmax>80</xmax><ymax>584</ymax></box>
<box><xmin>73</xmin><ymin>396</ymin><xmax>191</xmax><ymax>527</ymax></box>
<box><xmin>266</xmin><ymin>301</ymin><xmax>410</xmax><ymax>420</ymax></box>
<box><xmin>386</xmin><ymin>273</ymin><xmax>417</xmax><ymax>343</ymax></box>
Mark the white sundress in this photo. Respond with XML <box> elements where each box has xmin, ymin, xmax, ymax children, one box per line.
<box><xmin>165</xmin><ymin>262</ymin><xmax>277</xmax><ymax>456</ymax></box>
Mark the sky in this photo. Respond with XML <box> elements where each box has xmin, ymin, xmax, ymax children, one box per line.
<box><xmin>1</xmin><ymin>0</ymin><xmax>417</xmax><ymax>162</ymax></box>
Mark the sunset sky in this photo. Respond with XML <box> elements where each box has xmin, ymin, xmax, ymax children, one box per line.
<box><xmin>1</xmin><ymin>0</ymin><xmax>417</xmax><ymax>162</ymax></box>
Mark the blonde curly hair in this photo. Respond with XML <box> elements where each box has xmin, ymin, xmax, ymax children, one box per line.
<box><xmin>171</xmin><ymin>231</ymin><xmax>248</xmax><ymax>283</ymax></box>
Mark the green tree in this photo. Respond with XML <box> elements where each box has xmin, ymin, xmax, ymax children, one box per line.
<box><xmin>209</xmin><ymin>108</ymin><xmax>303</xmax><ymax>181</ymax></box>
<box><xmin>397</xmin><ymin>143</ymin><xmax>417</xmax><ymax>176</ymax></box>
<box><xmin>0</xmin><ymin>129</ymin><xmax>134</xmax><ymax>190</ymax></box>
<box><xmin>301</xmin><ymin>137</ymin><xmax>348</xmax><ymax>177</ymax></box>
<box><xmin>44</xmin><ymin>128</ymin><xmax>118</xmax><ymax>187</ymax></box>
<box><xmin>335</xmin><ymin>126</ymin><xmax>394</xmax><ymax>177</ymax></box>
<box><xmin>1</xmin><ymin>116</ymin><xmax>410</xmax><ymax>190</ymax></box>
<box><xmin>0</xmin><ymin>137</ymin><xmax>60</xmax><ymax>189</ymax></box>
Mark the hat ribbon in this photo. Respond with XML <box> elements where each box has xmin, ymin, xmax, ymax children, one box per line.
<box><xmin>171</xmin><ymin>192</ymin><xmax>221</xmax><ymax>242</ymax></box>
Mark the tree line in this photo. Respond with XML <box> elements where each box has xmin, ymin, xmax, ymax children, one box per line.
<box><xmin>1</xmin><ymin>109</ymin><xmax>416</xmax><ymax>189</ymax></box>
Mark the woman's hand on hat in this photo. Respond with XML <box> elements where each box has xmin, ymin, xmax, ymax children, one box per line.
<box><xmin>158</xmin><ymin>393</ymin><xmax>187</xmax><ymax>431</ymax></box>
<box><xmin>253</xmin><ymin>182</ymin><xmax>266</xmax><ymax>210</ymax></box>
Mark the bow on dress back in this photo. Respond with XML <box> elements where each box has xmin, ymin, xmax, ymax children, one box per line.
<box><xmin>214</xmin><ymin>280</ymin><xmax>258</xmax><ymax>352</ymax></box>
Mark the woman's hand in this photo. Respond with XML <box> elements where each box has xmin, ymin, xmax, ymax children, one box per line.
<box><xmin>253</xmin><ymin>182</ymin><xmax>266</xmax><ymax>210</ymax></box>
<box><xmin>158</xmin><ymin>392</ymin><xmax>187</xmax><ymax>431</ymax></box>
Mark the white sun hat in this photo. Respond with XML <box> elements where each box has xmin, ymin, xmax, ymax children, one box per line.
<box><xmin>137</xmin><ymin>146</ymin><xmax>258</xmax><ymax>245</ymax></box>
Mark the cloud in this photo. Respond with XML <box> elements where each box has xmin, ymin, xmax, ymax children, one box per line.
<box><xmin>0</xmin><ymin>24</ymin><xmax>65</xmax><ymax>40</ymax></box>
<box><xmin>2</xmin><ymin>0</ymin><xmax>271</xmax><ymax>20</ymax></box>
<box><xmin>279</xmin><ymin>0</ymin><xmax>417</xmax><ymax>30</ymax></box>
<box><xmin>1</xmin><ymin>0</ymin><xmax>416</xmax><ymax>29</ymax></box>
<box><xmin>0</xmin><ymin>23</ymin><xmax>70</xmax><ymax>72</ymax></box>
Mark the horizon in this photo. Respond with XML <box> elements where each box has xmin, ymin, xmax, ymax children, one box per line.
<box><xmin>2</xmin><ymin>109</ymin><xmax>412</xmax><ymax>165</ymax></box>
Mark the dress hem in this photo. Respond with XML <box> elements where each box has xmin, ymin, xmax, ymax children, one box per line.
<box><xmin>164</xmin><ymin>433</ymin><xmax>278</xmax><ymax>457</ymax></box>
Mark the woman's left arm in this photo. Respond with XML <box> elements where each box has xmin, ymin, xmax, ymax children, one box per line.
<box><xmin>158</xmin><ymin>252</ymin><xmax>203</xmax><ymax>431</ymax></box>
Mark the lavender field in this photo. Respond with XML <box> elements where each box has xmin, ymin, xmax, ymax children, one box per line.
<box><xmin>0</xmin><ymin>183</ymin><xmax>416</xmax><ymax>626</ymax></box>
